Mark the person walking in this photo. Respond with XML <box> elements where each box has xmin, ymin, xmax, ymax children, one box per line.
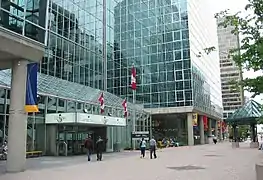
<box><xmin>139</xmin><ymin>138</ymin><xmax>146</xmax><ymax>158</ymax></box>
<box><xmin>84</xmin><ymin>135</ymin><xmax>93</xmax><ymax>161</ymax></box>
<box><xmin>149</xmin><ymin>137</ymin><xmax>157</xmax><ymax>159</ymax></box>
<box><xmin>96</xmin><ymin>136</ymin><xmax>104</xmax><ymax>161</ymax></box>
<box><xmin>213</xmin><ymin>135</ymin><xmax>218</xmax><ymax>144</ymax></box>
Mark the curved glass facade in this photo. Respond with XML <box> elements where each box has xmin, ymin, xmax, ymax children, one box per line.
<box><xmin>0</xmin><ymin>69</ymin><xmax>149</xmax><ymax>151</ymax></box>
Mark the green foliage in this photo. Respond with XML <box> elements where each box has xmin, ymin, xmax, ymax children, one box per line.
<box><xmin>212</xmin><ymin>0</ymin><xmax>263</xmax><ymax>97</ymax></box>
<box><xmin>203</xmin><ymin>47</ymin><xmax>216</xmax><ymax>55</ymax></box>
<box><xmin>229</xmin><ymin>125</ymin><xmax>250</xmax><ymax>138</ymax></box>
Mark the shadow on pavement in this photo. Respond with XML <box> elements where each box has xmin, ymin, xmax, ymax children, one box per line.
<box><xmin>0</xmin><ymin>151</ymin><xmax>138</xmax><ymax>176</ymax></box>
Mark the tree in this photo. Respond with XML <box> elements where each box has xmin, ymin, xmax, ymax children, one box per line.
<box><xmin>207</xmin><ymin>0</ymin><xmax>263</xmax><ymax>98</ymax></box>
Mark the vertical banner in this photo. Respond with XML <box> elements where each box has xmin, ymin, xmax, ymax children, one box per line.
<box><xmin>131</xmin><ymin>64</ymin><xmax>137</xmax><ymax>90</ymax></box>
<box><xmin>218</xmin><ymin>120</ymin><xmax>221</xmax><ymax>129</ymax></box>
<box><xmin>122</xmin><ymin>98</ymin><xmax>127</xmax><ymax>118</ymax></box>
<box><xmin>222</xmin><ymin>121</ymin><xmax>226</xmax><ymax>132</ymax></box>
<box><xmin>192</xmin><ymin>113</ymin><xmax>198</xmax><ymax>126</ymax></box>
<box><xmin>203</xmin><ymin>115</ymin><xmax>208</xmax><ymax>130</ymax></box>
<box><xmin>98</xmin><ymin>92</ymin><xmax>105</xmax><ymax>114</ymax></box>
<box><xmin>25</xmin><ymin>63</ymin><xmax>39</xmax><ymax>112</ymax></box>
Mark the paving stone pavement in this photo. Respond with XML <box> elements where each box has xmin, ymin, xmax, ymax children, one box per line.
<box><xmin>0</xmin><ymin>142</ymin><xmax>262</xmax><ymax>180</ymax></box>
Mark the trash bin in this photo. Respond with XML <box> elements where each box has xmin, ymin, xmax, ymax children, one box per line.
<box><xmin>113</xmin><ymin>142</ymin><xmax>121</xmax><ymax>152</ymax></box>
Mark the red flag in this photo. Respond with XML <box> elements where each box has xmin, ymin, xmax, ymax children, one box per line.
<box><xmin>131</xmin><ymin>65</ymin><xmax>136</xmax><ymax>90</ymax></box>
<box><xmin>122</xmin><ymin>98</ymin><xmax>127</xmax><ymax>118</ymax></box>
<box><xmin>98</xmin><ymin>92</ymin><xmax>104</xmax><ymax>114</ymax></box>
<box><xmin>203</xmin><ymin>115</ymin><xmax>208</xmax><ymax>130</ymax></box>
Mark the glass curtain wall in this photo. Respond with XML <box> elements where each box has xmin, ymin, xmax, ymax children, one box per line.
<box><xmin>40</xmin><ymin>0</ymin><xmax>104</xmax><ymax>89</ymax></box>
<box><xmin>107</xmin><ymin>0</ymin><xmax>192</xmax><ymax>108</ymax></box>
<box><xmin>0</xmin><ymin>0</ymin><xmax>47</xmax><ymax>43</ymax></box>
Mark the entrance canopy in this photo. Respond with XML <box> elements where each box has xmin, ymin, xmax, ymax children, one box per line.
<box><xmin>0</xmin><ymin>69</ymin><xmax>144</xmax><ymax>112</ymax></box>
<box><xmin>226</xmin><ymin>100</ymin><xmax>262</xmax><ymax>125</ymax></box>
<box><xmin>46</xmin><ymin>113</ymin><xmax>126</xmax><ymax>127</ymax></box>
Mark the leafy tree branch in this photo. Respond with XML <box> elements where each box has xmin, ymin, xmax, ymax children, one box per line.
<box><xmin>206</xmin><ymin>0</ymin><xmax>263</xmax><ymax>98</ymax></box>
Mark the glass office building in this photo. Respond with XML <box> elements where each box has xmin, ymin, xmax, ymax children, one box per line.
<box><xmin>106</xmin><ymin>0</ymin><xmax>223</xmax><ymax>144</ymax></box>
<box><xmin>0</xmin><ymin>0</ymin><xmax>150</xmax><ymax>154</ymax></box>
<box><xmin>107</xmin><ymin>0</ymin><xmax>222</xmax><ymax>116</ymax></box>
<box><xmin>0</xmin><ymin>0</ymin><xmax>222</xmax><ymax>150</ymax></box>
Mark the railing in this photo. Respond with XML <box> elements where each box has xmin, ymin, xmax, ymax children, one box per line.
<box><xmin>56</xmin><ymin>141</ymin><xmax>68</xmax><ymax>156</ymax></box>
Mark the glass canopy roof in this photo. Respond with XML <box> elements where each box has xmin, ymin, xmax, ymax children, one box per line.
<box><xmin>227</xmin><ymin>100</ymin><xmax>262</xmax><ymax>123</ymax></box>
<box><xmin>0</xmin><ymin>69</ymin><xmax>144</xmax><ymax>112</ymax></box>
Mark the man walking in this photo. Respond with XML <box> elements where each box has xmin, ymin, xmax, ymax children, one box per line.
<box><xmin>96</xmin><ymin>136</ymin><xmax>104</xmax><ymax>161</ymax></box>
<box><xmin>149</xmin><ymin>136</ymin><xmax>157</xmax><ymax>159</ymax></box>
<box><xmin>139</xmin><ymin>137</ymin><xmax>147</xmax><ymax>158</ymax></box>
<box><xmin>84</xmin><ymin>135</ymin><xmax>93</xmax><ymax>161</ymax></box>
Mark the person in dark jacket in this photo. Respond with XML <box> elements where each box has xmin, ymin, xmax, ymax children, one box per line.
<box><xmin>149</xmin><ymin>137</ymin><xmax>157</xmax><ymax>159</ymax></box>
<box><xmin>84</xmin><ymin>135</ymin><xmax>93</xmax><ymax>161</ymax></box>
<box><xmin>96</xmin><ymin>136</ymin><xmax>104</xmax><ymax>161</ymax></box>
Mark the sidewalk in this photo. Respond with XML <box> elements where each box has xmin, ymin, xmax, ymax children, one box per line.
<box><xmin>0</xmin><ymin>142</ymin><xmax>261</xmax><ymax>180</ymax></box>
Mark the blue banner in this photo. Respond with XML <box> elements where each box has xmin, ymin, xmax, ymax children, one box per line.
<box><xmin>25</xmin><ymin>63</ymin><xmax>39</xmax><ymax>113</ymax></box>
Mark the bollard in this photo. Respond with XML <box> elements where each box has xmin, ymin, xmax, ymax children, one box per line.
<box><xmin>255</xmin><ymin>162</ymin><xmax>263</xmax><ymax>180</ymax></box>
<box><xmin>231</xmin><ymin>142</ymin><xmax>239</xmax><ymax>148</ymax></box>
<box><xmin>250</xmin><ymin>142</ymin><xmax>259</xmax><ymax>148</ymax></box>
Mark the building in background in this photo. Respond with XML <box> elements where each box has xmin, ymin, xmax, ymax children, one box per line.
<box><xmin>217</xmin><ymin>17</ymin><xmax>244</xmax><ymax>120</ymax></box>
<box><xmin>108</xmin><ymin>0</ymin><xmax>223</xmax><ymax>146</ymax></box>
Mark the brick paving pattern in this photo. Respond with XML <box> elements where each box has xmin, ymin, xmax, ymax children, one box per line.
<box><xmin>0</xmin><ymin>142</ymin><xmax>261</xmax><ymax>180</ymax></box>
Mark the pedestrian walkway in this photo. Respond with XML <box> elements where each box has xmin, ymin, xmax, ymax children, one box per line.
<box><xmin>0</xmin><ymin>142</ymin><xmax>261</xmax><ymax>180</ymax></box>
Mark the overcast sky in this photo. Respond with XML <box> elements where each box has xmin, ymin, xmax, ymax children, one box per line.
<box><xmin>213</xmin><ymin>0</ymin><xmax>248</xmax><ymax>13</ymax></box>
<box><xmin>212</xmin><ymin>0</ymin><xmax>263</xmax><ymax>103</ymax></box>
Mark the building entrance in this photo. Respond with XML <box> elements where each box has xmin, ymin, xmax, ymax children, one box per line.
<box><xmin>47</xmin><ymin>124</ymin><xmax>106</xmax><ymax>156</ymax></box>
<box><xmin>45</xmin><ymin>112</ymin><xmax>126</xmax><ymax>156</ymax></box>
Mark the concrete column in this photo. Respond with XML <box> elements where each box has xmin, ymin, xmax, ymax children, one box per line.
<box><xmin>208</xmin><ymin>119</ymin><xmax>212</xmax><ymax>136</ymax></box>
<box><xmin>199</xmin><ymin>115</ymin><xmax>205</xmax><ymax>145</ymax></box>
<box><xmin>215</xmin><ymin>120</ymin><xmax>219</xmax><ymax>139</ymax></box>
<box><xmin>6</xmin><ymin>60</ymin><xmax>28</xmax><ymax>173</ymax></box>
<box><xmin>187</xmin><ymin>113</ymin><xmax>194</xmax><ymax>146</ymax></box>
<box><xmin>106</xmin><ymin>126</ymin><xmax>113</xmax><ymax>152</ymax></box>
<box><xmin>219</xmin><ymin>121</ymin><xmax>223</xmax><ymax>141</ymax></box>
<box><xmin>178</xmin><ymin>117</ymin><xmax>183</xmax><ymax>140</ymax></box>
<box><xmin>208</xmin><ymin>118</ymin><xmax>213</xmax><ymax>144</ymax></box>
<box><xmin>46</xmin><ymin>125</ymin><xmax>57</xmax><ymax>155</ymax></box>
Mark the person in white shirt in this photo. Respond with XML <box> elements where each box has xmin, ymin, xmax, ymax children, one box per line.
<box><xmin>139</xmin><ymin>138</ymin><xmax>146</xmax><ymax>158</ymax></box>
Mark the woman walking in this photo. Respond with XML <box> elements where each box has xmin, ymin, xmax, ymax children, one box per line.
<box><xmin>139</xmin><ymin>138</ymin><xmax>146</xmax><ymax>158</ymax></box>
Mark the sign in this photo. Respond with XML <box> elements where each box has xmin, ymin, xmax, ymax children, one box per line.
<box><xmin>56</xmin><ymin>114</ymin><xmax>65</xmax><ymax>123</ymax></box>
<box><xmin>131</xmin><ymin>131</ymin><xmax>149</xmax><ymax>140</ymax></box>
<box><xmin>192</xmin><ymin>113</ymin><xmax>198</xmax><ymax>126</ymax></box>
<box><xmin>45</xmin><ymin>113</ymin><xmax>126</xmax><ymax>126</ymax></box>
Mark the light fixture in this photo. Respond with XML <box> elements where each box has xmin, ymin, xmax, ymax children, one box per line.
<box><xmin>83</xmin><ymin>109</ymin><xmax>88</xmax><ymax>113</ymax></box>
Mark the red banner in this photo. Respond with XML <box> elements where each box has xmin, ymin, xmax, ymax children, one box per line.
<box><xmin>203</xmin><ymin>115</ymin><xmax>208</xmax><ymax>130</ymax></box>
<box><xmin>222</xmin><ymin>121</ymin><xmax>227</xmax><ymax>132</ymax></box>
